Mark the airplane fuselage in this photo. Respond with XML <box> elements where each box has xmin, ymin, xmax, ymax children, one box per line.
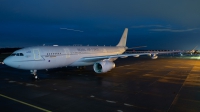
<box><xmin>4</xmin><ymin>46</ymin><xmax>126</xmax><ymax>70</ymax></box>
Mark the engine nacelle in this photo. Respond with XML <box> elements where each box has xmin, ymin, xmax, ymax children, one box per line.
<box><xmin>151</xmin><ymin>53</ymin><xmax>158</xmax><ymax>59</ymax></box>
<box><xmin>133</xmin><ymin>55</ymin><xmax>139</xmax><ymax>57</ymax></box>
<box><xmin>151</xmin><ymin>55</ymin><xmax>158</xmax><ymax>59</ymax></box>
<box><xmin>93</xmin><ymin>60</ymin><xmax>115</xmax><ymax>73</ymax></box>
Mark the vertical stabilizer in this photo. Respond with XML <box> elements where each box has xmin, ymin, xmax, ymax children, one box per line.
<box><xmin>117</xmin><ymin>28</ymin><xmax>128</xmax><ymax>47</ymax></box>
<box><xmin>193</xmin><ymin>45</ymin><xmax>198</xmax><ymax>50</ymax></box>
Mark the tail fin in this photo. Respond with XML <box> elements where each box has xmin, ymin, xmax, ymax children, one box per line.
<box><xmin>193</xmin><ymin>45</ymin><xmax>198</xmax><ymax>50</ymax></box>
<box><xmin>191</xmin><ymin>45</ymin><xmax>198</xmax><ymax>52</ymax></box>
<box><xmin>117</xmin><ymin>28</ymin><xmax>128</xmax><ymax>47</ymax></box>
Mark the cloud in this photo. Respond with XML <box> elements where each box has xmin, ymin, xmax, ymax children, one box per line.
<box><xmin>131</xmin><ymin>25</ymin><xmax>165</xmax><ymax>28</ymax></box>
<box><xmin>149</xmin><ymin>28</ymin><xmax>199</xmax><ymax>32</ymax></box>
<box><xmin>131</xmin><ymin>24</ymin><xmax>200</xmax><ymax>32</ymax></box>
<box><xmin>60</xmin><ymin>28</ymin><xmax>84</xmax><ymax>32</ymax></box>
<box><xmin>1</xmin><ymin>1</ymin><xmax>200</xmax><ymax>27</ymax></box>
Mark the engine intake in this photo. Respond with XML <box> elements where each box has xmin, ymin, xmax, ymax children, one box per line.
<box><xmin>133</xmin><ymin>55</ymin><xmax>139</xmax><ymax>57</ymax></box>
<box><xmin>151</xmin><ymin>54</ymin><xmax>158</xmax><ymax>59</ymax></box>
<box><xmin>151</xmin><ymin>56</ymin><xmax>158</xmax><ymax>59</ymax></box>
<box><xmin>93</xmin><ymin>60</ymin><xmax>115</xmax><ymax>73</ymax></box>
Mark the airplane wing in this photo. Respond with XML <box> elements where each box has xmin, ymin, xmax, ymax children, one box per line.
<box><xmin>78</xmin><ymin>51</ymin><xmax>181</xmax><ymax>62</ymax></box>
<box><xmin>126</xmin><ymin>46</ymin><xmax>147</xmax><ymax>50</ymax></box>
<box><xmin>80</xmin><ymin>53</ymin><xmax>149</xmax><ymax>62</ymax></box>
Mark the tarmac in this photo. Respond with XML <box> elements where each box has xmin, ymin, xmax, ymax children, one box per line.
<box><xmin>0</xmin><ymin>56</ymin><xmax>200</xmax><ymax>112</ymax></box>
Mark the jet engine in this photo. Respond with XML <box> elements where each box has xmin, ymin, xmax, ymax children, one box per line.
<box><xmin>133</xmin><ymin>55</ymin><xmax>139</xmax><ymax>57</ymax></box>
<box><xmin>93</xmin><ymin>60</ymin><xmax>115</xmax><ymax>73</ymax></box>
<box><xmin>151</xmin><ymin>54</ymin><xmax>158</xmax><ymax>59</ymax></box>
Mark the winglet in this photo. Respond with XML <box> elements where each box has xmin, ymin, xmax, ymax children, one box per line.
<box><xmin>117</xmin><ymin>28</ymin><xmax>128</xmax><ymax>47</ymax></box>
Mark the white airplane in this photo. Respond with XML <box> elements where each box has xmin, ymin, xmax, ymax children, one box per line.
<box><xmin>185</xmin><ymin>45</ymin><xmax>198</xmax><ymax>55</ymax></box>
<box><xmin>3</xmin><ymin>28</ymin><xmax>174</xmax><ymax>79</ymax></box>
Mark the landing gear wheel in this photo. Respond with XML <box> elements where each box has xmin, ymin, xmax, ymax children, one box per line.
<box><xmin>77</xmin><ymin>66</ymin><xmax>86</xmax><ymax>70</ymax></box>
<box><xmin>33</xmin><ymin>75</ymin><xmax>39</xmax><ymax>80</ymax></box>
<box><xmin>31</xmin><ymin>70</ymin><xmax>39</xmax><ymax>80</ymax></box>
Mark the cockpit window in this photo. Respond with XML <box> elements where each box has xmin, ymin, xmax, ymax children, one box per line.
<box><xmin>10</xmin><ymin>53</ymin><xmax>24</xmax><ymax>56</ymax></box>
<box><xmin>20</xmin><ymin>53</ymin><xmax>24</xmax><ymax>56</ymax></box>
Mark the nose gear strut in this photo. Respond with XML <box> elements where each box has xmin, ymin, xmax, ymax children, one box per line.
<box><xmin>30</xmin><ymin>70</ymin><xmax>39</xmax><ymax>80</ymax></box>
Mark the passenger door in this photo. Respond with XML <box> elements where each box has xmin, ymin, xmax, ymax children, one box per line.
<box><xmin>64</xmin><ymin>48</ymin><xmax>70</xmax><ymax>58</ymax></box>
<box><xmin>33</xmin><ymin>49</ymin><xmax>41</xmax><ymax>60</ymax></box>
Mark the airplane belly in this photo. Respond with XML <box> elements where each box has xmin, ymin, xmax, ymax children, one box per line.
<box><xmin>8</xmin><ymin>61</ymin><xmax>23</xmax><ymax>69</ymax></box>
<box><xmin>56</xmin><ymin>55</ymin><xmax>75</xmax><ymax>67</ymax></box>
<box><xmin>11</xmin><ymin>61</ymin><xmax>35</xmax><ymax>70</ymax></box>
<box><xmin>34</xmin><ymin>57</ymin><xmax>57</xmax><ymax>70</ymax></box>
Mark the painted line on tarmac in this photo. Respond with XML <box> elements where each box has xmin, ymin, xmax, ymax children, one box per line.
<box><xmin>117</xmin><ymin>65</ymin><xmax>131</xmax><ymax>68</ymax></box>
<box><xmin>106</xmin><ymin>100</ymin><xmax>116</xmax><ymax>103</ymax></box>
<box><xmin>0</xmin><ymin>94</ymin><xmax>52</xmax><ymax>112</ymax></box>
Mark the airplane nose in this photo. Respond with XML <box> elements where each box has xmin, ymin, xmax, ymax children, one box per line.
<box><xmin>3</xmin><ymin>58</ymin><xmax>10</xmax><ymax>66</ymax></box>
<box><xmin>3</xmin><ymin>57</ymin><xmax>19</xmax><ymax>69</ymax></box>
<box><xmin>3</xmin><ymin>58</ymin><xmax>7</xmax><ymax>65</ymax></box>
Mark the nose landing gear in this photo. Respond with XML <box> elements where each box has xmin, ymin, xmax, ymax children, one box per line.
<box><xmin>30</xmin><ymin>70</ymin><xmax>39</xmax><ymax>80</ymax></box>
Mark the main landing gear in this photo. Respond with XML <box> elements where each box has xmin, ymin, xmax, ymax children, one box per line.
<box><xmin>30</xmin><ymin>70</ymin><xmax>39</xmax><ymax>80</ymax></box>
<box><xmin>77</xmin><ymin>66</ymin><xmax>86</xmax><ymax>70</ymax></box>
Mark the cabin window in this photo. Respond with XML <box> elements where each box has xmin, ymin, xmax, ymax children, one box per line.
<box><xmin>20</xmin><ymin>53</ymin><xmax>24</xmax><ymax>56</ymax></box>
<box><xmin>46</xmin><ymin>53</ymin><xmax>62</xmax><ymax>55</ymax></box>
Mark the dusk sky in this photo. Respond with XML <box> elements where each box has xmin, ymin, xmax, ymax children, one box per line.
<box><xmin>1</xmin><ymin>0</ymin><xmax>200</xmax><ymax>50</ymax></box>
